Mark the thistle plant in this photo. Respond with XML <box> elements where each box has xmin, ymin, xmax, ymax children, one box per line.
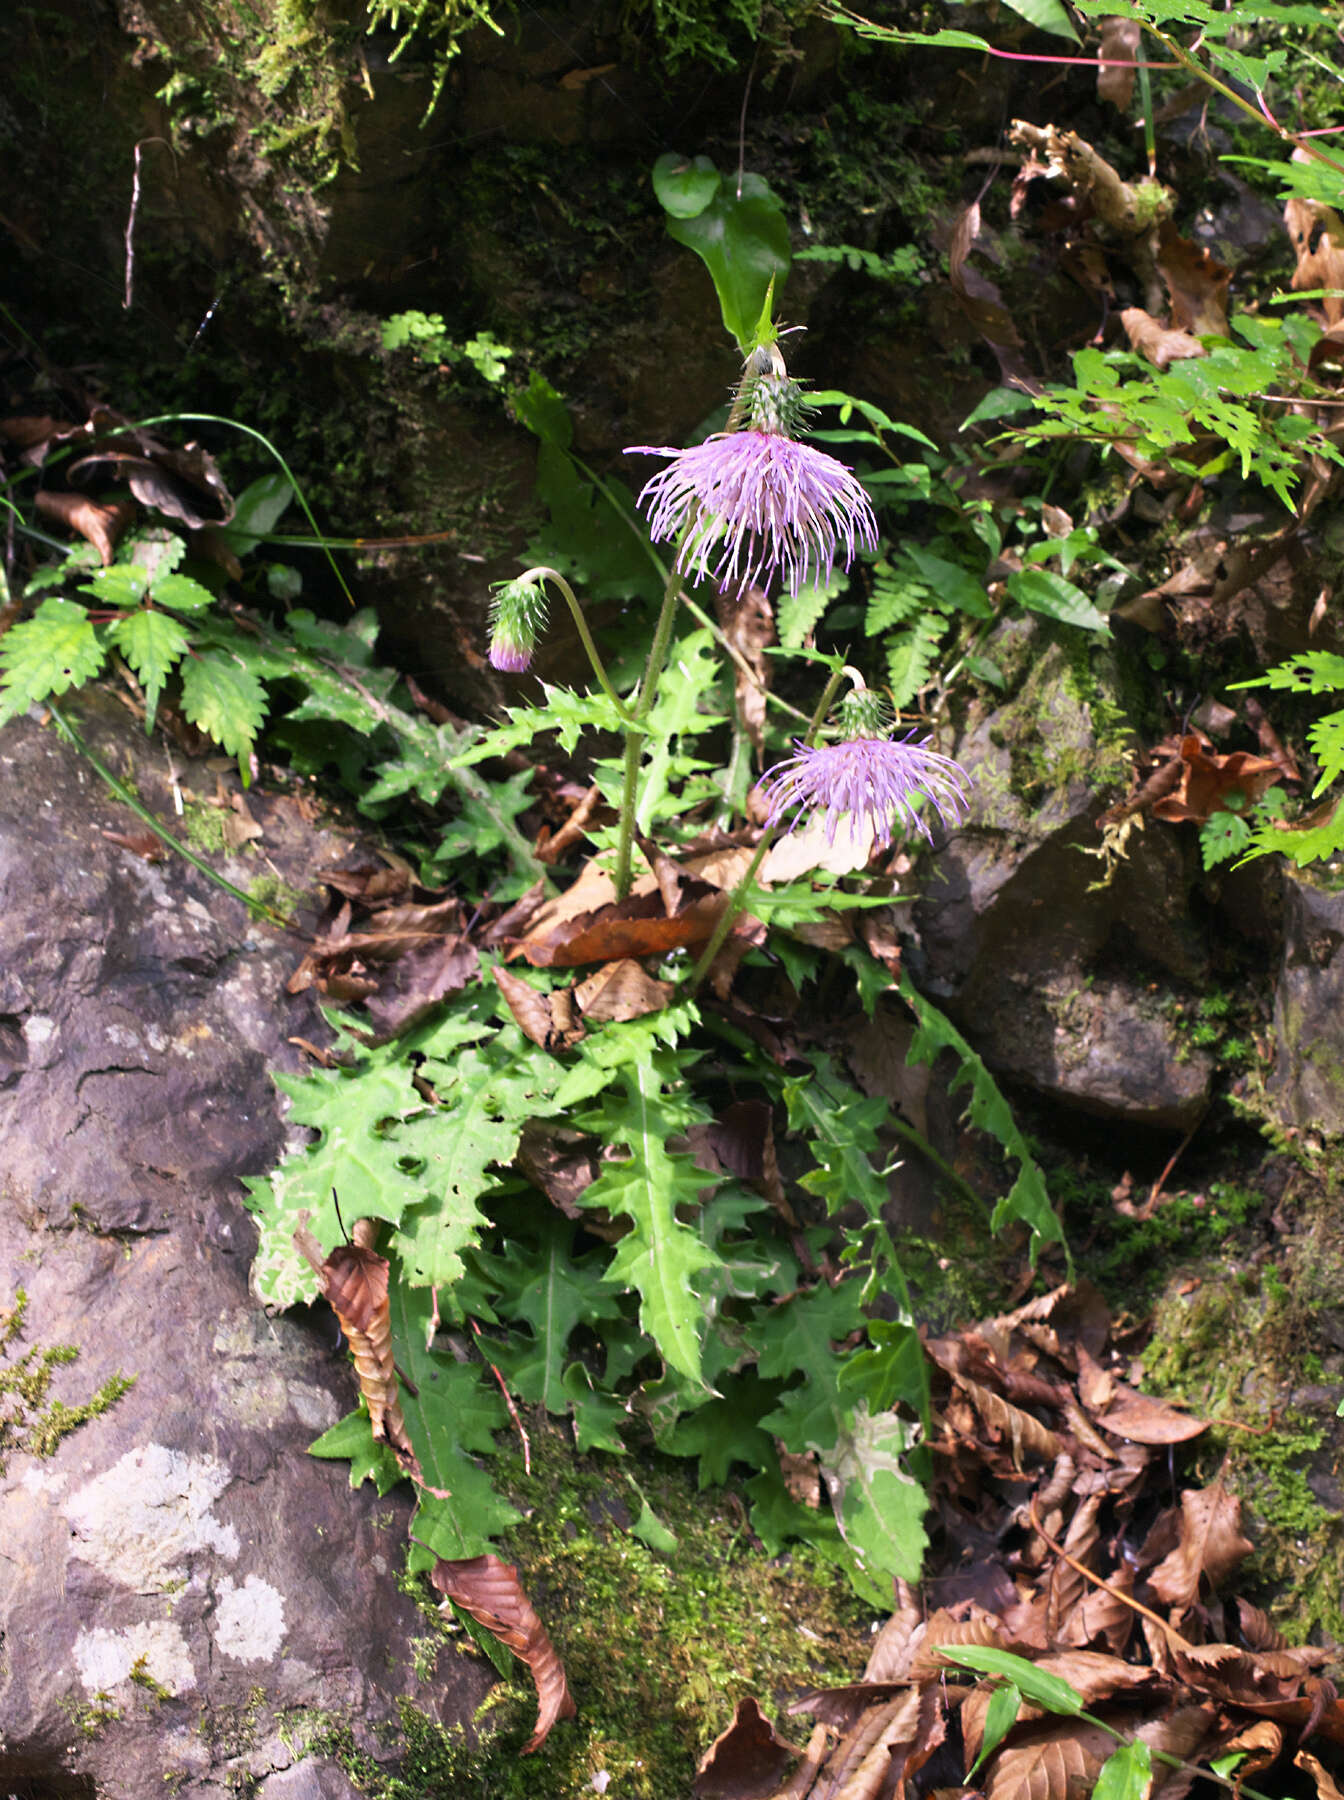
<box><xmin>488</xmin><ymin>318</ymin><xmax>968</xmax><ymax>913</ymax></box>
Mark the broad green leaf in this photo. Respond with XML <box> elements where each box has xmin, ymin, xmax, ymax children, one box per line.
<box><xmin>0</xmin><ymin>597</ymin><xmax>105</xmax><ymax>721</ymax></box>
<box><xmin>179</xmin><ymin>646</ymin><xmax>268</xmax><ymax>763</ymax></box>
<box><xmin>971</xmin><ymin>1683</ymin><xmax>1023</xmax><ymax>1775</ymax></box>
<box><xmin>577</xmin><ymin>1051</ymin><xmax>723</xmax><ymax>1386</ymax></box>
<box><xmin>150</xmin><ymin>572</ymin><xmax>217</xmax><ymax>614</ymax></box>
<box><xmin>561</xmin><ymin>1363</ymin><xmax>630</xmax><ymax>1455</ymax></box>
<box><xmin>217</xmin><ymin>472</ymin><xmax>293</xmax><ymax>556</ymax></box>
<box><xmin>526</xmin><ymin>441</ymin><xmax>662</xmax><ymax>603</ymax></box>
<box><xmin>108</xmin><ymin>607</ymin><xmax>190</xmax><ymax>729</ymax></box>
<box><xmin>651</xmin><ymin>152</ymin><xmax>721</xmax><ymax>219</ymax></box>
<box><xmin>512</xmin><ymin>371</ymin><xmax>574</xmax><ymax>448</ymax></box>
<box><xmin>821</xmin><ymin>1402</ymin><xmax>928</xmax><ymax>1585</ymax></box>
<box><xmin>665</xmin><ymin>172</ymin><xmax>791</xmax><ymax>353</ymax></box>
<box><xmin>1093</xmin><ymin>1740</ymin><xmax>1153</xmax><ymax>1800</ymax></box>
<box><xmin>995</xmin><ymin>0</ymin><xmax>1079</xmax><ymax>40</ymax></box>
<box><xmin>1006</xmin><ymin>566</ymin><xmax>1110</xmax><ymax>633</ymax></box>
<box><xmin>902</xmin><ymin>546</ymin><xmax>993</xmax><ymax>618</ymax></box>
<box><xmin>961</xmin><ymin>386</ymin><xmax>1040</xmax><ymax>429</ymax></box>
<box><xmin>941</xmin><ymin>1647</ymin><xmax>1085</xmax><ymax>1716</ymax></box>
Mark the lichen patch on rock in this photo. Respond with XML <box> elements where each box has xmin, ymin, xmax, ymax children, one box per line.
<box><xmin>62</xmin><ymin>1443</ymin><xmax>238</xmax><ymax>1590</ymax></box>
<box><xmin>213</xmin><ymin>1573</ymin><xmax>287</xmax><ymax>1662</ymax></box>
<box><xmin>73</xmin><ymin>1620</ymin><xmax>197</xmax><ymax>1696</ymax></box>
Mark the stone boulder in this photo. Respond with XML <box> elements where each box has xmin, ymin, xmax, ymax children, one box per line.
<box><xmin>0</xmin><ymin>695</ymin><xmax>491</xmax><ymax>1798</ymax></box>
<box><xmin>911</xmin><ymin>620</ymin><xmax>1215</xmax><ymax>1130</ymax></box>
<box><xmin>1268</xmin><ymin>867</ymin><xmax>1344</xmax><ymax>1135</ymax></box>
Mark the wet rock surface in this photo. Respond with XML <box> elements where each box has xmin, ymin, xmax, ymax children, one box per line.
<box><xmin>911</xmin><ymin>623</ymin><xmax>1215</xmax><ymax>1130</ymax></box>
<box><xmin>0</xmin><ymin>697</ymin><xmax>491</xmax><ymax>1798</ymax></box>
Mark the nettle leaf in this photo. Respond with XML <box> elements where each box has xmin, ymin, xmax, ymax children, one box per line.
<box><xmin>822</xmin><ymin>1401</ymin><xmax>928</xmax><ymax>1586</ymax></box>
<box><xmin>390</xmin><ymin>1279</ymin><xmax>523</xmax><ymax>1567</ymax></box>
<box><xmin>150</xmin><ymin>572</ymin><xmax>217</xmax><ymax>615</ymax></box>
<box><xmin>393</xmin><ymin>1026</ymin><xmax>564</xmax><ymax>1288</ymax></box>
<box><xmin>108</xmin><ymin>607</ymin><xmax>191</xmax><ymax>729</ymax></box>
<box><xmin>81</xmin><ymin>564</ymin><xmax>150</xmax><ymax>607</ymax></box>
<box><xmin>474</xmin><ymin>1214</ymin><xmax>623</xmax><ymax>1413</ymax></box>
<box><xmin>0</xmin><ymin>597</ymin><xmax>106</xmax><ymax>722</ymax></box>
<box><xmin>180</xmin><ymin>646</ymin><xmax>268</xmax><ymax>763</ymax></box>
<box><xmin>576</xmin><ymin>1050</ymin><xmax>724</xmax><ymax>1386</ymax></box>
<box><xmin>901</xmin><ymin>975</ymin><xmax>1067</xmax><ymax>1262</ymax></box>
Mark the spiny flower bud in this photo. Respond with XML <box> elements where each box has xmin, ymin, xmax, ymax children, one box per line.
<box><xmin>834</xmin><ymin>685</ymin><xmax>890</xmax><ymax>741</ymax></box>
<box><xmin>487</xmin><ymin>576</ymin><xmax>549</xmax><ymax>674</ymax></box>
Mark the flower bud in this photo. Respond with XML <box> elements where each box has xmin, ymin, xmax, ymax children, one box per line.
<box><xmin>487</xmin><ymin>576</ymin><xmax>549</xmax><ymax>673</ymax></box>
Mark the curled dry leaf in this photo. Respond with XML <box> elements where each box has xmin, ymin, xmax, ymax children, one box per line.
<box><xmin>1149</xmin><ymin>734</ymin><xmax>1284</xmax><ymax>828</ymax></box>
<box><xmin>1286</xmin><ymin>180</ymin><xmax>1344</xmax><ymax>325</ymax></box>
<box><xmin>692</xmin><ymin>1695</ymin><xmax>801</xmax><ymax>1800</ymax></box>
<box><xmin>1156</xmin><ymin>223</ymin><xmax>1230</xmax><ymax>336</ymax></box>
<box><xmin>1120</xmin><ymin>307</ymin><xmax>1205</xmax><ymax>370</ymax></box>
<box><xmin>293</xmin><ymin>1224</ymin><xmax>417</xmax><ymax>1474</ymax></box>
<box><xmin>430</xmin><ymin>1553</ymin><xmax>576</xmax><ymax>1753</ymax></box>
<box><xmin>957</xmin><ymin>1375</ymin><xmax>1062</xmax><ymax>1469</ymax></box>
<box><xmin>716</xmin><ymin>584</ymin><xmax>775</xmax><ymax>754</ymax></box>
<box><xmin>1297</xmin><ymin>1749</ymin><xmax>1344</xmax><ymax>1800</ymax></box>
<box><xmin>34</xmin><ymin>489</ymin><xmax>136</xmax><ymax>564</ymax></box>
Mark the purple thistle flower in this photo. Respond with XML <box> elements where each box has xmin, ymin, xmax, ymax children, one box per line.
<box><xmin>626</xmin><ymin>431</ymin><xmax>878</xmax><ymax>598</ymax></box>
<box><xmin>760</xmin><ymin>734</ymin><xmax>971</xmax><ymax>847</ymax></box>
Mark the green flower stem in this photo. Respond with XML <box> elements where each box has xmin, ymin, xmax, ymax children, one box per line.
<box><xmin>47</xmin><ymin>702</ymin><xmax>304</xmax><ymax>935</ymax></box>
<box><xmin>523</xmin><ymin>566</ymin><xmax>636</xmax><ymax>723</ymax></box>
<box><xmin>613</xmin><ymin>557</ymin><xmax>684</xmax><ymax>901</ymax></box>
<box><xmin>688</xmin><ymin>660</ymin><xmax>847</xmax><ymax>988</ymax></box>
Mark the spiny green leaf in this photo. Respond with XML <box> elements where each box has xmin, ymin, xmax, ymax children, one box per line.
<box><xmin>659</xmin><ymin>1369</ymin><xmax>782</xmax><ymax>1488</ymax></box>
<box><xmin>576</xmin><ymin>1051</ymin><xmax>723</xmax><ymax>1386</ymax></box>
<box><xmin>309</xmin><ymin>1403</ymin><xmax>404</xmax><ymax>1495</ymax></box>
<box><xmin>754</xmin><ymin>1279</ymin><xmax>865</xmax><ymax>1454</ymax></box>
<box><xmin>901</xmin><ymin>975</ymin><xmax>1067</xmax><ymax>1263</ymax></box>
<box><xmin>474</xmin><ymin>1215</ymin><xmax>622</xmax><ymax>1413</ymax></box>
<box><xmin>0</xmin><ymin>598</ymin><xmax>106</xmax><ymax>722</ymax></box>
<box><xmin>179</xmin><ymin>646</ymin><xmax>268</xmax><ymax>763</ymax></box>
<box><xmin>108</xmin><ymin>607</ymin><xmax>190</xmax><ymax>729</ymax></box>
<box><xmin>392</xmin><ymin>1030</ymin><xmax>564</xmax><ymax>1288</ymax></box>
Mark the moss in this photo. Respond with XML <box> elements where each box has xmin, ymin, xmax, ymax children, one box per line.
<box><xmin>246</xmin><ymin>871</ymin><xmax>306</xmax><ymax>919</ymax></box>
<box><xmin>63</xmin><ymin>1693</ymin><xmax>124</xmax><ymax>1740</ymax></box>
<box><xmin>325</xmin><ymin>1422</ymin><xmax>873</xmax><ymax>1799</ymax></box>
<box><xmin>0</xmin><ymin>1289</ymin><xmax>136</xmax><ymax>1473</ymax></box>
<box><xmin>181</xmin><ymin>798</ymin><xmax>231</xmax><ymax>856</ymax></box>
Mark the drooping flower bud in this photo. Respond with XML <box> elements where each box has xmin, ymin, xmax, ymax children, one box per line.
<box><xmin>487</xmin><ymin>575</ymin><xmax>549</xmax><ymax>673</ymax></box>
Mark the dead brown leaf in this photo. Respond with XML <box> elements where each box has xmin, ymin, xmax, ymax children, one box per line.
<box><xmin>717</xmin><ymin>584</ymin><xmax>775</xmax><ymax>754</ymax></box>
<box><xmin>1097</xmin><ymin>16</ymin><xmax>1142</xmax><ymax>110</ymax></box>
<box><xmin>1297</xmin><ymin>1750</ymin><xmax>1344</xmax><ymax>1800</ymax></box>
<box><xmin>1286</xmin><ymin>180</ymin><xmax>1344</xmax><ymax>325</ymax></box>
<box><xmin>1157</xmin><ymin>223</ymin><xmax>1231</xmax><ymax>335</ymax></box>
<box><xmin>573</xmin><ymin>957</ymin><xmax>674</xmax><ymax>1023</ymax></box>
<box><xmin>362</xmin><ymin>936</ymin><xmax>479</xmax><ymax>1039</ymax></box>
<box><xmin>1148</xmin><ymin>733</ymin><xmax>1284</xmax><ymax>827</ymax></box>
<box><xmin>983</xmin><ymin>1720</ymin><xmax>1116</xmax><ymax>1800</ymax></box>
<box><xmin>101</xmin><ymin>828</ymin><xmax>167</xmax><ymax>862</ymax></box>
<box><xmin>430</xmin><ymin>1553</ymin><xmax>576</xmax><ymax>1753</ymax></box>
<box><xmin>1145</xmin><ymin>1482</ymin><xmax>1254</xmax><ymax>1612</ymax></box>
<box><xmin>693</xmin><ymin>1695</ymin><xmax>801</xmax><ymax>1800</ymax></box>
<box><xmin>493</xmin><ymin>966</ymin><xmax>585</xmax><ymax>1051</ymax></box>
<box><xmin>34</xmin><ymin>489</ymin><xmax>136</xmax><ymax>564</ymax></box>
<box><xmin>1120</xmin><ymin>306</ymin><xmax>1205</xmax><ymax>370</ymax></box>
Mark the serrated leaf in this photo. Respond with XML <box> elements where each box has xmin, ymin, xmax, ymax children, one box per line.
<box><xmin>108</xmin><ymin>607</ymin><xmax>190</xmax><ymax>729</ymax></box>
<box><xmin>900</xmin><ymin>976</ymin><xmax>1067</xmax><ymax>1261</ymax></box>
<box><xmin>390</xmin><ymin>1279</ymin><xmax>522</xmax><ymax>1565</ymax></box>
<box><xmin>80</xmin><ymin>564</ymin><xmax>150</xmax><ymax>607</ymax></box>
<box><xmin>0</xmin><ymin>597</ymin><xmax>106</xmax><ymax>721</ymax></box>
<box><xmin>885</xmin><ymin>612</ymin><xmax>946</xmax><ymax>708</ymax></box>
<box><xmin>755</xmin><ymin>1279</ymin><xmax>865</xmax><ymax>1454</ymax></box>
<box><xmin>561</xmin><ymin>1363</ymin><xmax>630</xmax><ymax>1455</ymax></box>
<box><xmin>660</xmin><ymin>1368</ymin><xmax>782</xmax><ymax>1487</ymax></box>
<box><xmin>474</xmin><ymin>1215</ymin><xmax>622</xmax><ymax>1413</ymax></box>
<box><xmin>309</xmin><ymin>1403</ymin><xmax>404</xmax><ymax>1495</ymax></box>
<box><xmin>392</xmin><ymin>1030</ymin><xmax>564</xmax><ymax>1288</ymax></box>
<box><xmin>179</xmin><ymin>646</ymin><xmax>268</xmax><ymax>763</ymax></box>
<box><xmin>151</xmin><ymin>571</ymin><xmax>218</xmax><ymax>614</ymax></box>
<box><xmin>626</xmin><ymin>1474</ymin><xmax>678</xmax><ymax>1553</ymax></box>
<box><xmin>777</xmin><ymin>575</ymin><xmax>842</xmax><ymax>649</ymax></box>
<box><xmin>576</xmin><ymin>1051</ymin><xmax>723</xmax><ymax>1385</ymax></box>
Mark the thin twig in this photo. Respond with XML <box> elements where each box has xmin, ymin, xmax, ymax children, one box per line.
<box><xmin>122</xmin><ymin>138</ymin><xmax>171</xmax><ymax>311</ymax></box>
<box><xmin>1027</xmin><ymin>1496</ymin><xmax>1194</xmax><ymax>1652</ymax></box>
<box><xmin>471</xmin><ymin>1319</ymin><xmax>531</xmax><ymax>1474</ymax></box>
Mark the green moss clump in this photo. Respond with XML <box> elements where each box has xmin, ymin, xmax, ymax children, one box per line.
<box><xmin>326</xmin><ymin>1422</ymin><xmax>873</xmax><ymax>1799</ymax></box>
<box><xmin>0</xmin><ymin>1289</ymin><xmax>136</xmax><ymax>1472</ymax></box>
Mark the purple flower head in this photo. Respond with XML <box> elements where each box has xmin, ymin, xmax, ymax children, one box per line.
<box><xmin>760</xmin><ymin>733</ymin><xmax>971</xmax><ymax>847</ymax></box>
<box><xmin>487</xmin><ymin>575</ymin><xmax>549</xmax><ymax>674</ymax></box>
<box><xmin>626</xmin><ymin>430</ymin><xmax>878</xmax><ymax>598</ymax></box>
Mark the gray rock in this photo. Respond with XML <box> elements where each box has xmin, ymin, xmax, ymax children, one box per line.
<box><xmin>0</xmin><ymin>696</ymin><xmax>492</xmax><ymax>1798</ymax></box>
<box><xmin>257</xmin><ymin>1756</ymin><xmax>366</xmax><ymax>1800</ymax></box>
<box><xmin>911</xmin><ymin>623</ymin><xmax>1214</xmax><ymax>1129</ymax></box>
<box><xmin>1269</xmin><ymin>867</ymin><xmax>1344</xmax><ymax>1133</ymax></box>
